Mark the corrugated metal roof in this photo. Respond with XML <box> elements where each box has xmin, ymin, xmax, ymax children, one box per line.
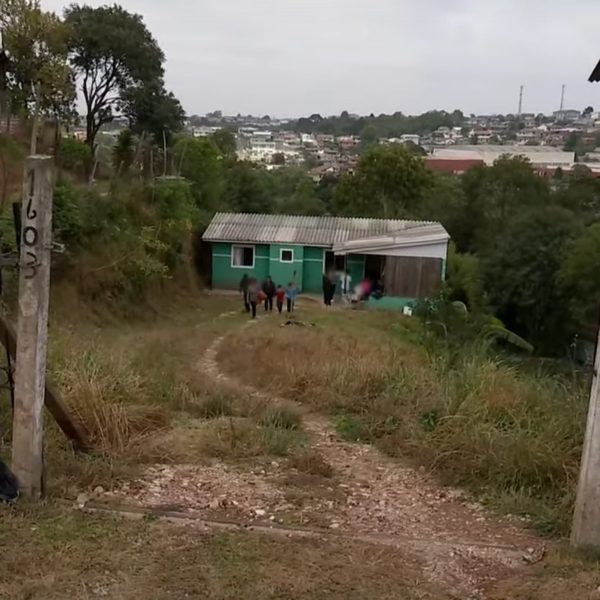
<box><xmin>332</xmin><ymin>224</ymin><xmax>449</xmax><ymax>254</ymax></box>
<box><xmin>202</xmin><ymin>213</ymin><xmax>448</xmax><ymax>247</ymax></box>
<box><xmin>432</xmin><ymin>145</ymin><xmax>575</xmax><ymax>166</ymax></box>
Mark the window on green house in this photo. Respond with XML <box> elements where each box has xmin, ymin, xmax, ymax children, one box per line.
<box><xmin>280</xmin><ymin>249</ymin><xmax>294</xmax><ymax>263</ymax></box>
<box><xmin>232</xmin><ymin>245</ymin><xmax>255</xmax><ymax>268</ymax></box>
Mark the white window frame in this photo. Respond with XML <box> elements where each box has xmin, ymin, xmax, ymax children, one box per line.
<box><xmin>231</xmin><ymin>244</ymin><xmax>255</xmax><ymax>269</ymax></box>
<box><xmin>280</xmin><ymin>248</ymin><xmax>294</xmax><ymax>263</ymax></box>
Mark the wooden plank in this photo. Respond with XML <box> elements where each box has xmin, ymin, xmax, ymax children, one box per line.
<box><xmin>0</xmin><ymin>287</ymin><xmax>89</xmax><ymax>453</ymax></box>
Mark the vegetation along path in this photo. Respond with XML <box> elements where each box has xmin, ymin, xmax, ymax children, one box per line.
<box><xmin>98</xmin><ymin>309</ymin><xmax>546</xmax><ymax>600</ymax></box>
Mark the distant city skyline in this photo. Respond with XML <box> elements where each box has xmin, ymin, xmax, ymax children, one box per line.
<box><xmin>41</xmin><ymin>0</ymin><xmax>600</xmax><ymax>118</ymax></box>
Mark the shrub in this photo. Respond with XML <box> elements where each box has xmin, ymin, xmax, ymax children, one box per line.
<box><xmin>197</xmin><ymin>393</ymin><xmax>234</xmax><ymax>418</ymax></box>
<box><xmin>258</xmin><ymin>405</ymin><xmax>302</xmax><ymax>430</ymax></box>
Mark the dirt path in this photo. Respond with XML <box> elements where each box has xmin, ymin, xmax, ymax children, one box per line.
<box><xmin>102</xmin><ymin>316</ymin><xmax>546</xmax><ymax>599</ymax></box>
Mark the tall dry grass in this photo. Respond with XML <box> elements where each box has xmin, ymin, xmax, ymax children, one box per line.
<box><xmin>220</xmin><ymin>327</ymin><xmax>414</xmax><ymax>409</ymax></box>
<box><xmin>220</xmin><ymin>324</ymin><xmax>587</xmax><ymax>535</ymax></box>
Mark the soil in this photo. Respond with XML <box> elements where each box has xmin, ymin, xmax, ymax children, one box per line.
<box><xmin>99</xmin><ymin>315</ymin><xmax>550</xmax><ymax>600</ymax></box>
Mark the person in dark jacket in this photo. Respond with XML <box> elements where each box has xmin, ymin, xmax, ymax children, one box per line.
<box><xmin>239</xmin><ymin>274</ymin><xmax>250</xmax><ymax>312</ymax></box>
<box><xmin>0</xmin><ymin>459</ymin><xmax>18</xmax><ymax>503</ymax></box>
<box><xmin>322</xmin><ymin>271</ymin><xmax>335</xmax><ymax>306</ymax></box>
<box><xmin>262</xmin><ymin>276</ymin><xmax>276</xmax><ymax>312</ymax></box>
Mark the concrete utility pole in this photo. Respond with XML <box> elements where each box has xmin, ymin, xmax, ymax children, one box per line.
<box><xmin>11</xmin><ymin>156</ymin><xmax>54</xmax><ymax>498</ymax></box>
<box><xmin>560</xmin><ymin>84</ymin><xmax>566</xmax><ymax>111</ymax></box>
<box><xmin>572</xmin><ymin>325</ymin><xmax>600</xmax><ymax>547</ymax></box>
<box><xmin>518</xmin><ymin>85</ymin><xmax>524</xmax><ymax>116</ymax></box>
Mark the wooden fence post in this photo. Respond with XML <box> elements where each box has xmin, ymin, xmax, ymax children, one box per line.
<box><xmin>11</xmin><ymin>156</ymin><xmax>54</xmax><ymax>498</ymax></box>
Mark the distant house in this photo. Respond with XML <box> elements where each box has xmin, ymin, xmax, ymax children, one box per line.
<box><xmin>202</xmin><ymin>213</ymin><xmax>450</xmax><ymax>308</ymax></box>
<box><xmin>553</xmin><ymin>109</ymin><xmax>581</xmax><ymax>123</ymax></box>
<box><xmin>426</xmin><ymin>158</ymin><xmax>484</xmax><ymax>175</ymax></box>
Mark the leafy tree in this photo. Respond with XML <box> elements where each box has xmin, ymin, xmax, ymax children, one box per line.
<box><xmin>125</xmin><ymin>81</ymin><xmax>184</xmax><ymax>144</ymax></box>
<box><xmin>223</xmin><ymin>161</ymin><xmax>273</xmax><ymax>214</ymax></box>
<box><xmin>555</xmin><ymin>167</ymin><xmax>600</xmax><ymax>222</ymax></box>
<box><xmin>445</xmin><ymin>246</ymin><xmax>485</xmax><ymax>312</ymax></box>
<box><xmin>173</xmin><ymin>136</ymin><xmax>223</xmax><ymax>210</ymax></box>
<box><xmin>559</xmin><ymin>223</ymin><xmax>600</xmax><ymax>334</ymax></box>
<box><xmin>211</xmin><ymin>128</ymin><xmax>237</xmax><ymax>160</ymax></box>
<box><xmin>483</xmin><ymin>206</ymin><xmax>580</xmax><ymax>350</ymax></box>
<box><xmin>359</xmin><ymin>124</ymin><xmax>378</xmax><ymax>147</ymax></box>
<box><xmin>0</xmin><ymin>132</ymin><xmax>24</xmax><ymax>209</ymax></box>
<box><xmin>460</xmin><ymin>156</ymin><xmax>549</xmax><ymax>253</ymax></box>
<box><xmin>57</xmin><ymin>136</ymin><xmax>91</xmax><ymax>177</ymax></box>
<box><xmin>270</xmin><ymin>167</ymin><xmax>325</xmax><ymax>215</ymax></box>
<box><xmin>272</xmin><ymin>152</ymin><xmax>286</xmax><ymax>166</ymax></box>
<box><xmin>0</xmin><ymin>0</ymin><xmax>75</xmax><ymax>151</ymax></box>
<box><xmin>416</xmin><ymin>172</ymin><xmax>467</xmax><ymax>243</ymax></box>
<box><xmin>112</xmin><ymin>128</ymin><xmax>135</xmax><ymax>175</ymax></box>
<box><xmin>332</xmin><ymin>144</ymin><xmax>433</xmax><ymax>218</ymax></box>
<box><xmin>583</xmin><ymin>105</ymin><xmax>594</xmax><ymax>118</ymax></box>
<box><xmin>64</xmin><ymin>4</ymin><xmax>164</xmax><ymax>151</ymax></box>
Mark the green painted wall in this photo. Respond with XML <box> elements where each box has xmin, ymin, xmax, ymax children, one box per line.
<box><xmin>211</xmin><ymin>242</ymin><xmax>269</xmax><ymax>289</ymax></box>
<box><xmin>347</xmin><ymin>254</ymin><xmax>365</xmax><ymax>291</ymax></box>
<box><xmin>269</xmin><ymin>244</ymin><xmax>304</xmax><ymax>290</ymax></box>
<box><xmin>303</xmin><ymin>246</ymin><xmax>324</xmax><ymax>294</ymax></box>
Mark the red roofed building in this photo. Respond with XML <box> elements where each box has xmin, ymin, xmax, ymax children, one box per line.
<box><xmin>426</xmin><ymin>158</ymin><xmax>484</xmax><ymax>175</ymax></box>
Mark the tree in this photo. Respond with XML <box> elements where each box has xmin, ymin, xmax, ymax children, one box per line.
<box><xmin>559</xmin><ymin>223</ymin><xmax>600</xmax><ymax>334</ymax></box>
<box><xmin>112</xmin><ymin>128</ymin><xmax>134</xmax><ymax>175</ymax></box>
<box><xmin>483</xmin><ymin>206</ymin><xmax>580</xmax><ymax>350</ymax></box>
<box><xmin>211</xmin><ymin>128</ymin><xmax>237</xmax><ymax>160</ymax></box>
<box><xmin>64</xmin><ymin>4</ymin><xmax>164</xmax><ymax>152</ymax></box>
<box><xmin>124</xmin><ymin>80</ymin><xmax>184</xmax><ymax>176</ymax></box>
<box><xmin>332</xmin><ymin>144</ymin><xmax>433</xmax><ymax>218</ymax></box>
<box><xmin>125</xmin><ymin>81</ymin><xmax>184</xmax><ymax>144</ymax></box>
<box><xmin>173</xmin><ymin>136</ymin><xmax>223</xmax><ymax>210</ymax></box>
<box><xmin>0</xmin><ymin>0</ymin><xmax>75</xmax><ymax>151</ymax></box>
<box><xmin>224</xmin><ymin>161</ymin><xmax>273</xmax><ymax>214</ymax></box>
<box><xmin>270</xmin><ymin>167</ymin><xmax>325</xmax><ymax>215</ymax></box>
<box><xmin>359</xmin><ymin>124</ymin><xmax>378</xmax><ymax>147</ymax></box>
<box><xmin>460</xmin><ymin>156</ymin><xmax>549</xmax><ymax>253</ymax></box>
<box><xmin>583</xmin><ymin>105</ymin><xmax>594</xmax><ymax>118</ymax></box>
<box><xmin>57</xmin><ymin>136</ymin><xmax>91</xmax><ymax>178</ymax></box>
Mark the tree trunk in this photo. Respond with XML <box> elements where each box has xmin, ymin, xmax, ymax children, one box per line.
<box><xmin>29</xmin><ymin>83</ymin><xmax>41</xmax><ymax>155</ymax></box>
<box><xmin>162</xmin><ymin>129</ymin><xmax>167</xmax><ymax>176</ymax></box>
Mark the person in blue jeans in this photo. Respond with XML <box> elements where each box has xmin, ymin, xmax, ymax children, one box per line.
<box><xmin>285</xmin><ymin>281</ymin><xmax>298</xmax><ymax>313</ymax></box>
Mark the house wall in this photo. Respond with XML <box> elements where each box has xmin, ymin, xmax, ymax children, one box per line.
<box><xmin>269</xmin><ymin>243</ymin><xmax>304</xmax><ymax>289</ymax></box>
<box><xmin>211</xmin><ymin>242</ymin><xmax>329</xmax><ymax>292</ymax></box>
<box><xmin>303</xmin><ymin>246</ymin><xmax>325</xmax><ymax>294</ymax></box>
<box><xmin>211</xmin><ymin>242</ymin><xmax>270</xmax><ymax>289</ymax></box>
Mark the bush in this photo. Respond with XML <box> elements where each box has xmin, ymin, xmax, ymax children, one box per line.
<box><xmin>197</xmin><ymin>393</ymin><xmax>234</xmax><ymax>418</ymax></box>
<box><xmin>258</xmin><ymin>405</ymin><xmax>302</xmax><ymax>430</ymax></box>
<box><xmin>53</xmin><ymin>180</ymin><xmax>83</xmax><ymax>244</ymax></box>
<box><xmin>57</xmin><ymin>137</ymin><xmax>92</xmax><ymax>177</ymax></box>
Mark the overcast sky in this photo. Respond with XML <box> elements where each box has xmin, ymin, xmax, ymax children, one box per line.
<box><xmin>41</xmin><ymin>0</ymin><xmax>600</xmax><ymax>118</ymax></box>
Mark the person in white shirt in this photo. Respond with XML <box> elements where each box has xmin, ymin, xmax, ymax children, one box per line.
<box><xmin>340</xmin><ymin>270</ymin><xmax>352</xmax><ymax>301</ymax></box>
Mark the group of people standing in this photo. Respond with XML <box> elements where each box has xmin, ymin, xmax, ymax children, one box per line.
<box><xmin>322</xmin><ymin>269</ymin><xmax>353</xmax><ymax>306</ymax></box>
<box><xmin>239</xmin><ymin>274</ymin><xmax>299</xmax><ymax>318</ymax></box>
<box><xmin>322</xmin><ymin>269</ymin><xmax>383</xmax><ymax>306</ymax></box>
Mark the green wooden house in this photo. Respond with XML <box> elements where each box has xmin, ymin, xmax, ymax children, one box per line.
<box><xmin>202</xmin><ymin>213</ymin><xmax>450</xmax><ymax>306</ymax></box>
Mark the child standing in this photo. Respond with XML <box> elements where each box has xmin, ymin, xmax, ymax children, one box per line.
<box><xmin>247</xmin><ymin>278</ymin><xmax>260</xmax><ymax>319</ymax></box>
<box><xmin>275</xmin><ymin>284</ymin><xmax>285</xmax><ymax>313</ymax></box>
<box><xmin>285</xmin><ymin>281</ymin><xmax>298</xmax><ymax>313</ymax></box>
